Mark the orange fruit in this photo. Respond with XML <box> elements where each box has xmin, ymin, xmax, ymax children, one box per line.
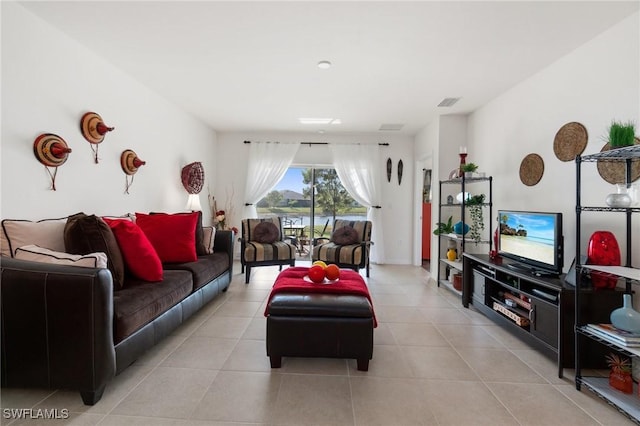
<box><xmin>325</xmin><ymin>264</ymin><xmax>340</xmax><ymax>280</ymax></box>
<box><xmin>308</xmin><ymin>265</ymin><xmax>326</xmax><ymax>283</ymax></box>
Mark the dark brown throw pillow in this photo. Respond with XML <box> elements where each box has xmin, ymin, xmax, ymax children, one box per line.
<box><xmin>253</xmin><ymin>221</ymin><xmax>279</xmax><ymax>244</ymax></box>
<box><xmin>64</xmin><ymin>212</ymin><xmax>126</xmax><ymax>289</ymax></box>
<box><xmin>151</xmin><ymin>211</ymin><xmax>207</xmax><ymax>256</ymax></box>
<box><xmin>331</xmin><ymin>226</ymin><xmax>360</xmax><ymax>245</ymax></box>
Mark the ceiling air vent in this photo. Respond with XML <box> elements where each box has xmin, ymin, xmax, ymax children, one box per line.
<box><xmin>379</xmin><ymin>123</ymin><xmax>404</xmax><ymax>131</ymax></box>
<box><xmin>437</xmin><ymin>97</ymin><xmax>461</xmax><ymax>107</ymax></box>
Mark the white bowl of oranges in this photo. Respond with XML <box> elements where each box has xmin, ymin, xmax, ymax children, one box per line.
<box><xmin>305</xmin><ymin>261</ymin><xmax>341</xmax><ymax>284</ymax></box>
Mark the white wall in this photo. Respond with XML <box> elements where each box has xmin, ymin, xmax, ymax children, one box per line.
<box><xmin>1</xmin><ymin>3</ymin><xmax>217</xmax><ymax>222</ymax></box>
<box><xmin>215</xmin><ymin>132</ymin><xmax>415</xmax><ymax>264</ymax></box>
<box><xmin>466</xmin><ymin>12</ymin><xmax>640</xmax><ymax>272</ymax></box>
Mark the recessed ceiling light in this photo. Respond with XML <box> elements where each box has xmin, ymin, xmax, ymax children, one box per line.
<box><xmin>317</xmin><ymin>60</ymin><xmax>332</xmax><ymax>69</ymax></box>
<box><xmin>299</xmin><ymin>118</ymin><xmax>333</xmax><ymax>124</ymax></box>
<box><xmin>379</xmin><ymin>123</ymin><xmax>404</xmax><ymax>131</ymax></box>
<box><xmin>298</xmin><ymin>118</ymin><xmax>341</xmax><ymax>125</ymax></box>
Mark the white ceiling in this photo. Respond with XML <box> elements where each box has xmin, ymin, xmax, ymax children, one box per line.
<box><xmin>19</xmin><ymin>1</ymin><xmax>640</xmax><ymax>136</ymax></box>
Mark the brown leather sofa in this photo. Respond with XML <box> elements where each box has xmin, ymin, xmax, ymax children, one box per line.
<box><xmin>0</xmin><ymin>230</ymin><xmax>234</xmax><ymax>405</ymax></box>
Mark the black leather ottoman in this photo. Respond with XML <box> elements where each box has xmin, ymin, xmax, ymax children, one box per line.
<box><xmin>266</xmin><ymin>293</ymin><xmax>374</xmax><ymax>371</ymax></box>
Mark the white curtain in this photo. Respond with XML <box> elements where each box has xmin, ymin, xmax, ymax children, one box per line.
<box><xmin>330</xmin><ymin>143</ymin><xmax>385</xmax><ymax>264</ymax></box>
<box><xmin>243</xmin><ymin>141</ymin><xmax>300</xmax><ymax>218</ymax></box>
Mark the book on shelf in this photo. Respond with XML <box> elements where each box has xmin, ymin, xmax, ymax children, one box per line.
<box><xmin>585</xmin><ymin>323</ymin><xmax>640</xmax><ymax>346</ymax></box>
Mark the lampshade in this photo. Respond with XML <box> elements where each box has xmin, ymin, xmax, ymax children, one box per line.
<box><xmin>185</xmin><ymin>194</ymin><xmax>202</xmax><ymax>211</ymax></box>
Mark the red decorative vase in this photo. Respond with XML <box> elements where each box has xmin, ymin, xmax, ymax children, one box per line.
<box><xmin>587</xmin><ymin>231</ymin><xmax>621</xmax><ymax>289</ymax></box>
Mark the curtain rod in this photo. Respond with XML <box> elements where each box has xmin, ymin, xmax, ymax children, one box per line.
<box><xmin>243</xmin><ymin>141</ymin><xmax>389</xmax><ymax>146</ymax></box>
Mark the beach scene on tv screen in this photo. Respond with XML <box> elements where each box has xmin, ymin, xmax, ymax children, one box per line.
<box><xmin>499</xmin><ymin>212</ymin><xmax>555</xmax><ymax>265</ymax></box>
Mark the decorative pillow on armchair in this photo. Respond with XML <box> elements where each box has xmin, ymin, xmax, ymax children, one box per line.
<box><xmin>253</xmin><ymin>221</ymin><xmax>280</xmax><ymax>244</ymax></box>
<box><xmin>331</xmin><ymin>226</ymin><xmax>360</xmax><ymax>245</ymax></box>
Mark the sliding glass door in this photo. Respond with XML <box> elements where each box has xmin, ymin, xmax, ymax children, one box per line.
<box><xmin>257</xmin><ymin>166</ymin><xmax>366</xmax><ymax>258</ymax></box>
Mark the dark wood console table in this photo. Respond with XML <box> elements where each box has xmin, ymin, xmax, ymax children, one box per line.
<box><xmin>462</xmin><ymin>253</ymin><xmax>622</xmax><ymax>377</ymax></box>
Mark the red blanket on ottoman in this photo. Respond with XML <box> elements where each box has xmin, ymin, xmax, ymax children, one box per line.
<box><xmin>265</xmin><ymin>266</ymin><xmax>376</xmax><ymax>326</ymax></box>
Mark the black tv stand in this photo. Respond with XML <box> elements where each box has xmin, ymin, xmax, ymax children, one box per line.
<box><xmin>462</xmin><ymin>253</ymin><xmax>623</xmax><ymax>378</ymax></box>
<box><xmin>505</xmin><ymin>263</ymin><xmax>559</xmax><ymax>278</ymax></box>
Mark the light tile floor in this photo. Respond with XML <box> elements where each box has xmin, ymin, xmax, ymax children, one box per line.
<box><xmin>1</xmin><ymin>262</ymin><xmax>635</xmax><ymax>425</ymax></box>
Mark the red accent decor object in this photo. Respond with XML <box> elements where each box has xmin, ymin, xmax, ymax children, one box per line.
<box><xmin>80</xmin><ymin>112</ymin><xmax>114</xmax><ymax>163</ymax></box>
<box><xmin>135</xmin><ymin>212</ymin><xmax>198</xmax><ymax>264</ymax></box>
<box><xmin>587</xmin><ymin>231</ymin><xmax>621</xmax><ymax>289</ymax></box>
<box><xmin>265</xmin><ymin>266</ymin><xmax>377</xmax><ymax>326</ymax></box>
<box><xmin>33</xmin><ymin>133</ymin><xmax>72</xmax><ymax>191</ymax></box>
<box><xmin>181</xmin><ymin>162</ymin><xmax>205</xmax><ymax>194</ymax></box>
<box><xmin>103</xmin><ymin>218</ymin><xmax>163</xmax><ymax>282</ymax></box>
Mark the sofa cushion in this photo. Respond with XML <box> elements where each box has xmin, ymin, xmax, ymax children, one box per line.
<box><xmin>14</xmin><ymin>244</ymin><xmax>108</xmax><ymax>268</ymax></box>
<box><xmin>312</xmin><ymin>242</ymin><xmax>366</xmax><ymax>267</ymax></box>
<box><xmin>113</xmin><ymin>270</ymin><xmax>193</xmax><ymax>343</ymax></box>
<box><xmin>1</xmin><ymin>217</ymin><xmax>67</xmax><ymax>257</ymax></box>
<box><xmin>164</xmin><ymin>253</ymin><xmax>230</xmax><ymax>291</ymax></box>
<box><xmin>136</xmin><ymin>212</ymin><xmax>198</xmax><ymax>263</ymax></box>
<box><xmin>243</xmin><ymin>241</ymin><xmax>296</xmax><ymax>263</ymax></box>
<box><xmin>103</xmin><ymin>218</ymin><xmax>163</xmax><ymax>282</ymax></box>
<box><xmin>64</xmin><ymin>213</ymin><xmax>126</xmax><ymax>289</ymax></box>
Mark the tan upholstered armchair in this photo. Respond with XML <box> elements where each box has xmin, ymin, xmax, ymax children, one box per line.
<box><xmin>240</xmin><ymin>217</ymin><xmax>296</xmax><ymax>283</ymax></box>
<box><xmin>312</xmin><ymin>219</ymin><xmax>373</xmax><ymax>277</ymax></box>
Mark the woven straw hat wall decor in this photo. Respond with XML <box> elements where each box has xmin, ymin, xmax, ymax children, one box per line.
<box><xmin>120</xmin><ymin>149</ymin><xmax>146</xmax><ymax>194</ymax></box>
<box><xmin>80</xmin><ymin>112</ymin><xmax>114</xmax><ymax>164</ymax></box>
<box><xmin>181</xmin><ymin>162</ymin><xmax>205</xmax><ymax>194</ymax></box>
<box><xmin>33</xmin><ymin>133</ymin><xmax>72</xmax><ymax>191</ymax></box>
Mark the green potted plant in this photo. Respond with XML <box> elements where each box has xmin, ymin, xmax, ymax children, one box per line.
<box><xmin>461</xmin><ymin>163</ymin><xmax>479</xmax><ymax>178</ymax></box>
<box><xmin>608</xmin><ymin>120</ymin><xmax>636</xmax><ymax>148</ymax></box>
<box><xmin>433</xmin><ymin>216</ymin><xmax>455</xmax><ymax>235</ymax></box>
<box><xmin>466</xmin><ymin>194</ymin><xmax>485</xmax><ymax>244</ymax></box>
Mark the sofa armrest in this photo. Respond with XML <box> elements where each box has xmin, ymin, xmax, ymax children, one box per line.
<box><xmin>0</xmin><ymin>257</ymin><xmax>116</xmax><ymax>404</ymax></box>
<box><xmin>214</xmin><ymin>230</ymin><xmax>234</xmax><ymax>276</ymax></box>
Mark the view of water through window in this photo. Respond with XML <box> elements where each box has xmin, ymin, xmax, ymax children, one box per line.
<box><xmin>257</xmin><ymin>167</ymin><xmax>366</xmax><ymax>243</ymax></box>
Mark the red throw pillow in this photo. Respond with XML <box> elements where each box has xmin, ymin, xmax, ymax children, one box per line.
<box><xmin>135</xmin><ymin>212</ymin><xmax>198</xmax><ymax>263</ymax></box>
<box><xmin>331</xmin><ymin>226</ymin><xmax>360</xmax><ymax>245</ymax></box>
<box><xmin>103</xmin><ymin>218</ymin><xmax>163</xmax><ymax>282</ymax></box>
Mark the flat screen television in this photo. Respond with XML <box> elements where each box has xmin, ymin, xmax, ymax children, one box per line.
<box><xmin>497</xmin><ymin>210</ymin><xmax>563</xmax><ymax>276</ymax></box>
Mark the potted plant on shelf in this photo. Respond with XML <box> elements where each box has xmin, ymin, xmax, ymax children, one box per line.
<box><xmin>606</xmin><ymin>353</ymin><xmax>633</xmax><ymax>394</ymax></box>
<box><xmin>461</xmin><ymin>163</ymin><xmax>479</xmax><ymax>178</ymax></box>
<box><xmin>608</xmin><ymin>120</ymin><xmax>636</xmax><ymax>148</ymax></box>
<box><xmin>433</xmin><ymin>216</ymin><xmax>455</xmax><ymax>235</ymax></box>
<box><xmin>466</xmin><ymin>194</ymin><xmax>485</xmax><ymax>244</ymax></box>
